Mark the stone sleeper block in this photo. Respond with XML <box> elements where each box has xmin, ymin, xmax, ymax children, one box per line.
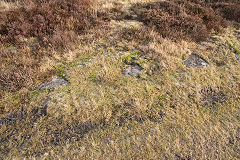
<box><xmin>37</xmin><ymin>77</ymin><xmax>69</xmax><ymax>90</ymax></box>
<box><xmin>183</xmin><ymin>53</ymin><xmax>209</xmax><ymax>67</ymax></box>
<box><xmin>122</xmin><ymin>64</ymin><xmax>145</xmax><ymax>77</ymax></box>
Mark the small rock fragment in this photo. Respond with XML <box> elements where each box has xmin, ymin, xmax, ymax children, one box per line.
<box><xmin>123</xmin><ymin>64</ymin><xmax>145</xmax><ymax>77</ymax></box>
<box><xmin>183</xmin><ymin>53</ymin><xmax>209</xmax><ymax>67</ymax></box>
<box><xmin>37</xmin><ymin>77</ymin><xmax>69</xmax><ymax>90</ymax></box>
<box><xmin>235</xmin><ymin>54</ymin><xmax>240</xmax><ymax>61</ymax></box>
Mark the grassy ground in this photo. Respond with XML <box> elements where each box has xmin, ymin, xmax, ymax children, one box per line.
<box><xmin>1</xmin><ymin>0</ymin><xmax>240</xmax><ymax>159</ymax></box>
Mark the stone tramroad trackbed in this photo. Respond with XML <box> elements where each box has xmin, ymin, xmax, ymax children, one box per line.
<box><xmin>0</xmin><ymin>0</ymin><xmax>240</xmax><ymax>159</ymax></box>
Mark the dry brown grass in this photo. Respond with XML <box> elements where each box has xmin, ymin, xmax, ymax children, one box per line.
<box><xmin>1</xmin><ymin>0</ymin><xmax>240</xmax><ymax>159</ymax></box>
<box><xmin>0</xmin><ymin>0</ymin><xmax>21</xmax><ymax>12</ymax></box>
<box><xmin>1</xmin><ymin>23</ymin><xmax>240</xmax><ymax>159</ymax></box>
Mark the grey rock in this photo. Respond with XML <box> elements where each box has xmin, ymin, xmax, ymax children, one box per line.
<box><xmin>183</xmin><ymin>53</ymin><xmax>209</xmax><ymax>67</ymax></box>
<box><xmin>235</xmin><ymin>54</ymin><xmax>240</xmax><ymax>61</ymax></box>
<box><xmin>123</xmin><ymin>64</ymin><xmax>145</xmax><ymax>77</ymax></box>
<box><xmin>37</xmin><ymin>77</ymin><xmax>69</xmax><ymax>90</ymax></box>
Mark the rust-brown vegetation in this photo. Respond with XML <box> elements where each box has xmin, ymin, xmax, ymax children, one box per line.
<box><xmin>0</xmin><ymin>0</ymin><xmax>107</xmax><ymax>95</ymax></box>
<box><xmin>131</xmin><ymin>0</ymin><xmax>236</xmax><ymax>41</ymax></box>
<box><xmin>0</xmin><ymin>0</ymin><xmax>94</xmax><ymax>47</ymax></box>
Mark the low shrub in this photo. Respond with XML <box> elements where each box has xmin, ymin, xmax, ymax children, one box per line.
<box><xmin>210</xmin><ymin>3</ymin><xmax>240</xmax><ymax>23</ymax></box>
<box><xmin>187</xmin><ymin>0</ymin><xmax>240</xmax><ymax>22</ymax></box>
<box><xmin>0</xmin><ymin>0</ymin><xmax>97</xmax><ymax>48</ymax></box>
<box><xmin>131</xmin><ymin>0</ymin><xmax>230</xmax><ymax>42</ymax></box>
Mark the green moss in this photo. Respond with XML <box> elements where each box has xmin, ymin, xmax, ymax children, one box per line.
<box><xmin>228</xmin><ymin>41</ymin><xmax>240</xmax><ymax>55</ymax></box>
<box><xmin>122</xmin><ymin>52</ymin><xmax>139</xmax><ymax>64</ymax></box>
<box><xmin>53</xmin><ymin>65</ymin><xmax>67</xmax><ymax>79</ymax></box>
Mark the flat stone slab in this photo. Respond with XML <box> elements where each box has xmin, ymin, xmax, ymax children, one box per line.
<box><xmin>37</xmin><ymin>77</ymin><xmax>69</xmax><ymax>90</ymax></box>
<box><xmin>123</xmin><ymin>64</ymin><xmax>145</xmax><ymax>77</ymax></box>
<box><xmin>235</xmin><ymin>54</ymin><xmax>240</xmax><ymax>61</ymax></box>
<box><xmin>183</xmin><ymin>53</ymin><xmax>209</xmax><ymax>67</ymax></box>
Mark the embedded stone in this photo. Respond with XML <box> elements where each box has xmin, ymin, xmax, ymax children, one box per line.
<box><xmin>122</xmin><ymin>64</ymin><xmax>145</xmax><ymax>77</ymax></box>
<box><xmin>37</xmin><ymin>77</ymin><xmax>69</xmax><ymax>90</ymax></box>
<box><xmin>235</xmin><ymin>54</ymin><xmax>240</xmax><ymax>61</ymax></box>
<box><xmin>183</xmin><ymin>53</ymin><xmax>209</xmax><ymax>67</ymax></box>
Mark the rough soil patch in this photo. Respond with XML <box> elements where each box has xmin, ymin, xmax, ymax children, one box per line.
<box><xmin>0</xmin><ymin>107</ymin><xmax>26</xmax><ymax>128</ymax></box>
<box><xmin>200</xmin><ymin>87</ymin><xmax>227</xmax><ymax>107</ymax></box>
